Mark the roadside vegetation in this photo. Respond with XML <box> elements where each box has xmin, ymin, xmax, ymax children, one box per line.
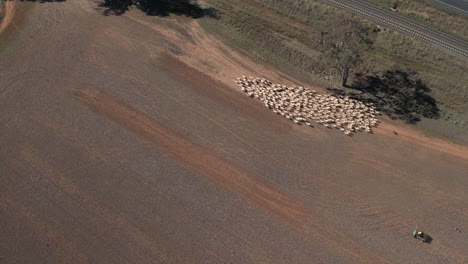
<box><xmin>367</xmin><ymin>0</ymin><xmax>468</xmax><ymax>42</ymax></box>
<box><xmin>199</xmin><ymin>0</ymin><xmax>468</xmax><ymax>142</ymax></box>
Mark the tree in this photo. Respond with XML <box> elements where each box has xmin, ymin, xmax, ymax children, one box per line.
<box><xmin>321</xmin><ymin>19</ymin><xmax>375</xmax><ymax>87</ymax></box>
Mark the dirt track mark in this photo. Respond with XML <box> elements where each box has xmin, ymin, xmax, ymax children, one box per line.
<box><xmin>29</xmin><ymin>120</ymin><xmax>282</xmax><ymax>264</ymax></box>
<box><xmin>73</xmin><ymin>87</ymin><xmax>307</xmax><ymax>226</ymax></box>
<box><xmin>0</xmin><ymin>197</ymin><xmax>90</xmax><ymax>264</ymax></box>
<box><xmin>74</xmin><ymin>87</ymin><xmax>395</xmax><ymax>264</ymax></box>
<box><xmin>157</xmin><ymin>53</ymin><xmax>293</xmax><ymax>133</ymax></box>
<box><xmin>377</xmin><ymin>122</ymin><xmax>468</xmax><ymax>161</ymax></box>
<box><xmin>123</xmin><ymin>11</ymin><xmax>467</xmax><ymax>162</ymax></box>
<box><xmin>123</xmin><ymin>14</ymin><xmax>313</xmax><ymax>91</ymax></box>
<box><xmin>18</xmin><ymin>144</ymin><xmax>183</xmax><ymax>264</ymax></box>
<box><xmin>0</xmin><ymin>0</ymin><xmax>15</xmax><ymax>34</ymax></box>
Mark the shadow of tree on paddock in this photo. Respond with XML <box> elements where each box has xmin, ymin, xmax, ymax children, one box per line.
<box><xmin>18</xmin><ymin>0</ymin><xmax>66</xmax><ymax>2</ymax></box>
<box><xmin>16</xmin><ymin>0</ymin><xmax>217</xmax><ymax>18</ymax></box>
<box><xmin>98</xmin><ymin>0</ymin><xmax>218</xmax><ymax>18</ymax></box>
<box><xmin>328</xmin><ymin>69</ymin><xmax>440</xmax><ymax>124</ymax></box>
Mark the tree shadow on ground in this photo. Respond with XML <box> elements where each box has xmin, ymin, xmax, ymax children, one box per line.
<box><xmin>16</xmin><ymin>0</ymin><xmax>217</xmax><ymax>18</ymax></box>
<box><xmin>328</xmin><ymin>69</ymin><xmax>440</xmax><ymax>124</ymax></box>
<box><xmin>18</xmin><ymin>0</ymin><xmax>66</xmax><ymax>2</ymax></box>
<box><xmin>98</xmin><ymin>0</ymin><xmax>218</xmax><ymax>18</ymax></box>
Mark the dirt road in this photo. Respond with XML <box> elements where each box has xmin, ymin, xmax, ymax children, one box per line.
<box><xmin>1</xmin><ymin>1</ymin><xmax>467</xmax><ymax>263</ymax></box>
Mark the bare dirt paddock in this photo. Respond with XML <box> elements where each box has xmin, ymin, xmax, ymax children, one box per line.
<box><xmin>0</xmin><ymin>1</ymin><xmax>467</xmax><ymax>263</ymax></box>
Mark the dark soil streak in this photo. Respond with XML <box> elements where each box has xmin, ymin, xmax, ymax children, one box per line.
<box><xmin>73</xmin><ymin>87</ymin><xmax>307</xmax><ymax>226</ymax></box>
<box><xmin>73</xmin><ymin>87</ymin><xmax>393</xmax><ymax>264</ymax></box>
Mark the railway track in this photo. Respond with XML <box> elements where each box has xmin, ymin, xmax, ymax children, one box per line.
<box><xmin>321</xmin><ymin>0</ymin><xmax>468</xmax><ymax>59</ymax></box>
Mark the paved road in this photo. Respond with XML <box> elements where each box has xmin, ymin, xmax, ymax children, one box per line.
<box><xmin>321</xmin><ymin>0</ymin><xmax>468</xmax><ymax>59</ymax></box>
<box><xmin>427</xmin><ymin>0</ymin><xmax>468</xmax><ymax>16</ymax></box>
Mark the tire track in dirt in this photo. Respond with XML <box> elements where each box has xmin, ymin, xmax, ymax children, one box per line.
<box><xmin>19</xmin><ymin>116</ymin><xmax>290</xmax><ymax>263</ymax></box>
<box><xmin>343</xmin><ymin>150</ymin><xmax>468</xmax><ymax>261</ymax></box>
<box><xmin>73</xmin><ymin>86</ymin><xmax>394</xmax><ymax>264</ymax></box>
<box><xmin>126</xmin><ymin>59</ymin><xmax>453</xmax><ymax>261</ymax></box>
<box><xmin>122</xmin><ymin>10</ymin><xmax>468</xmax><ymax>162</ymax></box>
<box><xmin>0</xmin><ymin>0</ymin><xmax>15</xmax><ymax>34</ymax></box>
<box><xmin>13</xmin><ymin>144</ymin><xmax>279</xmax><ymax>264</ymax></box>
<box><xmin>350</xmin><ymin>154</ymin><xmax>468</xmax><ymax>207</ymax></box>
<box><xmin>156</xmin><ymin>53</ymin><xmax>293</xmax><ymax>134</ymax></box>
<box><xmin>1</xmin><ymin>1</ymin><xmax>464</xmax><ymax>262</ymax></box>
<box><xmin>0</xmin><ymin>197</ymin><xmax>91</xmax><ymax>264</ymax></box>
<box><xmin>25</xmin><ymin>112</ymin><xmax>332</xmax><ymax>263</ymax></box>
<box><xmin>17</xmin><ymin>144</ymin><xmax>187</xmax><ymax>264</ymax></box>
<box><xmin>123</xmin><ymin>14</ymin><xmax>314</xmax><ymax>91</ymax></box>
<box><xmin>377</xmin><ymin>122</ymin><xmax>468</xmax><ymax>161</ymax></box>
<box><xmin>73</xmin><ymin>87</ymin><xmax>308</xmax><ymax>227</ymax></box>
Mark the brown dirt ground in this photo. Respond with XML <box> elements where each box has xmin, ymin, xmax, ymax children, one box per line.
<box><xmin>0</xmin><ymin>1</ymin><xmax>467</xmax><ymax>264</ymax></box>
<box><xmin>0</xmin><ymin>0</ymin><xmax>15</xmax><ymax>34</ymax></box>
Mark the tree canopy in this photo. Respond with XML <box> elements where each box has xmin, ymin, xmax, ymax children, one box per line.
<box><xmin>320</xmin><ymin>18</ymin><xmax>376</xmax><ymax>87</ymax></box>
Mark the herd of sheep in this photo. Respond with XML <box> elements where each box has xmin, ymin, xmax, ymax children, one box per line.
<box><xmin>236</xmin><ymin>77</ymin><xmax>380</xmax><ymax>135</ymax></box>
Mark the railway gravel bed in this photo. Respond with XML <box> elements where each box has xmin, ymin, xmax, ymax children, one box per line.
<box><xmin>321</xmin><ymin>0</ymin><xmax>468</xmax><ymax>59</ymax></box>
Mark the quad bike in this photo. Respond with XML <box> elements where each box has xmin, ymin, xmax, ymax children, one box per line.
<box><xmin>412</xmin><ymin>229</ymin><xmax>431</xmax><ymax>243</ymax></box>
